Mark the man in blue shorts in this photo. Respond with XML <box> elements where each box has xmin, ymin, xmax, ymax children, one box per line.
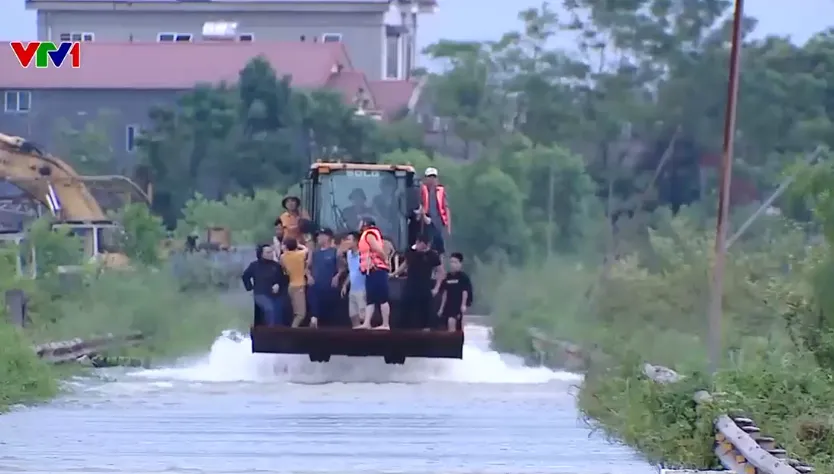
<box><xmin>356</xmin><ymin>217</ymin><xmax>391</xmax><ymax>330</ymax></box>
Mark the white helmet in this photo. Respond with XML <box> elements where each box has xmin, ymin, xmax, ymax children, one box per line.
<box><xmin>424</xmin><ymin>167</ymin><xmax>438</xmax><ymax>177</ymax></box>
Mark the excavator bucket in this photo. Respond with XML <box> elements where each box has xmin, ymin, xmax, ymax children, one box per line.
<box><xmin>249</xmin><ymin>326</ymin><xmax>464</xmax><ymax>364</ymax></box>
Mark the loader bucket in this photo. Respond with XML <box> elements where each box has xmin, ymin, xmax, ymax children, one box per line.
<box><xmin>249</xmin><ymin>326</ymin><xmax>464</xmax><ymax>364</ymax></box>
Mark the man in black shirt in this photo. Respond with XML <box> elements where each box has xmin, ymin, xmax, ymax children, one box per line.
<box><xmin>392</xmin><ymin>233</ymin><xmax>442</xmax><ymax>329</ymax></box>
<box><xmin>241</xmin><ymin>244</ymin><xmax>289</xmax><ymax>326</ymax></box>
<box><xmin>437</xmin><ymin>252</ymin><xmax>473</xmax><ymax>332</ymax></box>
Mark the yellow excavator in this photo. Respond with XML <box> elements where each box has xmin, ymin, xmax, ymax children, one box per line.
<box><xmin>0</xmin><ymin>132</ymin><xmax>152</xmax><ymax>268</ymax></box>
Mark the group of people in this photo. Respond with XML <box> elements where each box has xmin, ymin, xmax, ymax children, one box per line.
<box><xmin>241</xmin><ymin>166</ymin><xmax>473</xmax><ymax>332</ymax></box>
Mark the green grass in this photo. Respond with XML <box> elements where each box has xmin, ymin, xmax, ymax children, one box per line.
<box><xmin>0</xmin><ymin>261</ymin><xmax>249</xmax><ymax>413</ymax></box>
<box><xmin>482</xmin><ymin>249</ymin><xmax>834</xmax><ymax>470</ymax></box>
<box><xmin>28</xmin><ymin>270</ymin><xmax>248</xmax><ymax>359</ymax></box>
<box><xmin>0</xmin><ymin>322</ymin><xmax>58</xmax><ymax>412</ymax></box>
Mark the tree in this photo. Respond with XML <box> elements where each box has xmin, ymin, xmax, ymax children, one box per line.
<box><xmin>53</xmin><ymin>109</ymin><xmax>119</xmax><ymax>175</ymax></box>
<box><xmin>136</xmin><ymin>57</ymin><xmax>419</xmax><ymax>226</ymax></box>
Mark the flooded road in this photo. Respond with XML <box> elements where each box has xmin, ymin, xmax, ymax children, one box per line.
<box><xmin>0</xmin><ymin>326</ymin><xmax>654</xmax><ymax>474</ymax></box>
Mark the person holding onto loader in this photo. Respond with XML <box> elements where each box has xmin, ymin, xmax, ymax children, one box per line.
<box><xmin>278</xmin><ymin>195</ymin><xmax>310</xmax><ymax>244</ymax></box>
<box><xmin>420</xmin><ymin>167</ymin><xmax>452</xmax><ymax>259</ymax></box>
<box><xmin>241</xmin><ymin>244</ymin><xmax>287</xmax><ymax>326</ymax></box>
<box><xmin>357</xmin><ymin>217</ymin><xmax>391</xmax><ymax>330</ymax></box>
<box><xmin>391</xmin><ymin>232</ymin><xmax>442</xmax><ymax>329</ymax></box>
<box><xmin>280</xmin><ymin>237</ymin><xmax>309</xmax><ymax>327</ymax></box>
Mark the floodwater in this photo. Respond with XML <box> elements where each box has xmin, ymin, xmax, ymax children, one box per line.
<box><xmin>0</xmin><ymin>325</ymin><xmax>655</xmax><ymax>474</ymax></box>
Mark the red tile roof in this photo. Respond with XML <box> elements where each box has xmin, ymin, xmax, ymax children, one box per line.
<box><xmin>0</xmin><ymin>41</ymin><xmax>354</xmax><ymax>90</ymax></box>
<box><xmin>326</xmin><ymin>70</ymin><xmax>377</xmax><ymax>110</ymax></box>
<box><xmin>368</xmin><ymin>78</ymin><xmax>423</xmax><ymax>119</ymax></box>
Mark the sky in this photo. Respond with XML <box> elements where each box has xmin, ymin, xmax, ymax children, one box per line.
<box><xmin>2</xmin><ymin>0</ymin><xmax>832</xmax><ymax>49</ymax></box>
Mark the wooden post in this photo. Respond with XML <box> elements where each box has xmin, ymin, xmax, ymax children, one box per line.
<box><xmin>4</xmin><ymin>289</ymin><xmax>27</xmax><ymax>326</ymax></box>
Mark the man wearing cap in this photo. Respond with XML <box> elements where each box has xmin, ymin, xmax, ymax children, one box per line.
<box><xmin>420</xmin><ymin>167</ymin><xmax>452</xmax><ymax>262</ymax></box>
<box><xmin>307</xmin><ymin>228</ymin><xmax>340</xmax><ymax>328</ymax></box>
<box><xmin>279</xmin><ymin>195</ymin><xmax>310</xmax><ymax>244</ymax></box>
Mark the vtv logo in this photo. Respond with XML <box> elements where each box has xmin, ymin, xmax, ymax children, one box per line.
<box><xmin>10</xmin><ymin>41</ymin><xmax>81</xmax><ymax>68</ymax></box>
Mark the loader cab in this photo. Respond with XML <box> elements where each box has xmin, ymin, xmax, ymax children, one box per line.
<box><xmin>303</xmin><ymin>163</ymin><xmax>417</xmax><ymax>252</ymax></box>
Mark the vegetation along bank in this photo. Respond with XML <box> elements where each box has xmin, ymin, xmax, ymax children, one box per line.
<box><xmin>2</xmin><ymin>0</ymin><xmax>834</xmax><ymax>469</ymax></box>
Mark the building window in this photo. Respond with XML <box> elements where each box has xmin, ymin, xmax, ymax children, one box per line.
<box><xmin>59</xmin><ymin>32</ymin><xmax>94</xmax><ymax>42</ymax></box>
<box><xmin>239</xmin><ymin>33</ymin><xmax>254</xmax><ymax>42</ymax></box>
<box><xmin>321</xmin><ymin>33</ymin><xmax>342</xmax><ymax>43</ymax></box>
<box><xmin>429</xmin><ymin>116</ymin><xmax>441</xmax><ymax>133</ymax></box>
<box><xmin>4</xmin><ymin>91</ymin><xmax>31</xmax><ymax>113</ymax></box>
<box><xmin>125</xmin><ymin>125</ymin><xmax>139</xmax><ymax>152</ymax></box>
<box><xmin>158</xmin><ymin>33</ymin><xmax>192</xmax><ymax>42</ymax></box>
<box><xmin>385</xmin><ymin>35</ymin><xmax>400</xmax><ymax>79</ymax></box>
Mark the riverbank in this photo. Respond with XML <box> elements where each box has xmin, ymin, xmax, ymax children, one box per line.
<box><xmin>0</xmin><ymin>266</ymin><xmax>248</xmax><ymax>412</ymax></box>
<box><xmin>482</xmin><ymin>248</ymin><xmax>834</xmax><ymax>471</ymax></box>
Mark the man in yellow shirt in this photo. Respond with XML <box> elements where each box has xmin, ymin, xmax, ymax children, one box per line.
<box><xmin>279</xmin><ymin>237</ymin><xmax>309</xmax><ymax>327</ymax></box>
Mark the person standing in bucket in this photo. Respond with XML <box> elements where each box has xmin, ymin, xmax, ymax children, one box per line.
<box><xmin>307</xmin><ymin>228</ymin><xmax>340</xmax><ymax>328</ymax></box>
<box><xmin>356</xmin><ymin>217</ymin><xmax>391</xmax><ymax>330</ymax></box>
<box><xmin>340</xmin><ymin>232</ymin><xmax>367</xmax><ymax>328</ymax></box>
<box><xmin>420</xmin><ymin>167</ymin><xmax>451</xmax><ymax>263</ymax></box>
<box><xmin>241</xmin><ymin>244</ymin><xmax>287</xmax><ymax>326</ymax></box>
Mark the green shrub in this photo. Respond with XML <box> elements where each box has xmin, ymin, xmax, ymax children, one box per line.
<box><xmin>0</xmin><ymin>322</ymin><xmax>57</xmax><ymax>412</ymax></box>
<box><xmin>25</xmin><ymin>267</ymin><xmax>248</xmax><ymax>358</ymax></box>
<box><xmin>485</xmin><ymin>209</ymin><xmax>834</xmax><ymax>469</ymax></box>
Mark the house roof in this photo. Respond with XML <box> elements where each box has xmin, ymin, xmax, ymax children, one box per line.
<box><xmin>0</xmin><ymin>41</ymin><xmax>353</xmax><ymax>90</ymax></box>
<box><xmin>326</xmin><ymin>70</ymin><xmax>376</xmax><ymax>109</ymax></box>
<box><xmin>368</xmin><ymin>78</ymin><xmax>424</xmax><ymax>120</ymax></box>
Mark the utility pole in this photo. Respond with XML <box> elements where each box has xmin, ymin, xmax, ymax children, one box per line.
<box><xmin>707</xmin><ymin>0</ymin><xmax>744</xmax><ymax>375</ymax></box>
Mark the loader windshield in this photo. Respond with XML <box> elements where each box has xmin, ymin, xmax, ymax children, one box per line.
<box><xmin>315</xmin><ymin>169</ymin><xmax>408</xmax><ymax>250</ymax></box>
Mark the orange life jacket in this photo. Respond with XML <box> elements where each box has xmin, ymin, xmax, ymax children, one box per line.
<box><xmin>420</xmin><ymin>183</ymin><xmax>450</xmax><ymax>227</ymax></box>
<box><xmin>358</xmin><ymin>227</ymin><xmax>389</xmax><ymax>272</ymax></box>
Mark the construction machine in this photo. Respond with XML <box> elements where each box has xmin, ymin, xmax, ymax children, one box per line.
<box><xmin>249</xmin><ymin>162</ymin><xmax>464</xmax><ymax>364</ymax></box>
<box><xmin>0</xmin><ymin>132</ymin><xmax>151</xmax><ymax>268</ymax></box>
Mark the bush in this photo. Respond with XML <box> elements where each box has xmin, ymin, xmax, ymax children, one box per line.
<box><xmin>0</xmin><ymin>319</ymin><xmax>57</xmax><ymax>412</ymax></box>
<box><xmin>485</xmin><ymin>208</ymin><xmax>834</xmax><ymax>470</ymax></box>
<box><xmin>0</xmin><ymin>210</ymin><xmax>252</xmax><ymax>410</ymax></box>
<box><xmin>23</xmin><ymin>267</ymin><xmax>249</xmax><ymax>358</ymax></box>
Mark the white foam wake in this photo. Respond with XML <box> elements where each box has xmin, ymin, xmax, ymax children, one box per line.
<box><xmin>129</xmin><ymin>325</ymin><xmax>580</xmax><ymax>385</ymax></box>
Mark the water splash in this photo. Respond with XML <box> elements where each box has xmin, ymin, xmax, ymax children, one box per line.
<box><xmin>129</xmin><ymin>325</ymin><xmax>580</xmax><ymax>385</ymax></box>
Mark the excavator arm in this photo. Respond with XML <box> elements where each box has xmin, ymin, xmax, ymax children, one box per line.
<box><xmin>0</xmin><ymin>132</ymin><xmax>150</xmax><ymax>220</ymax></box>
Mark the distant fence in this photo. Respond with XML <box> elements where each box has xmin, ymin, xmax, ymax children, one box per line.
<box><xmin>527</xmin><ymin>328</ymin><xmax>815</xmax><ymax>474</ymax></box>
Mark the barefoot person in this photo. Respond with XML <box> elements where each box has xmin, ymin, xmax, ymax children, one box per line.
<box><xmin>357</xmin><ymin>217</ymin><xmax>391</xmax><ymax>330</ymax></box>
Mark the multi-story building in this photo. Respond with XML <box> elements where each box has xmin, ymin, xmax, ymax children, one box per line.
<box><xmin>0</xmin><ymin>0</ymin><xmax>437</xmax><ymax>169</ymax></box>
<box><xmin>0</xmin><ymin>40</ymin><xmax>426</xmax><ymax>169</ymax></box>
<box><xmin>24</xmin><ymin>0</ymin><xmax>437</xmax><ymax>81</ymax></box>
